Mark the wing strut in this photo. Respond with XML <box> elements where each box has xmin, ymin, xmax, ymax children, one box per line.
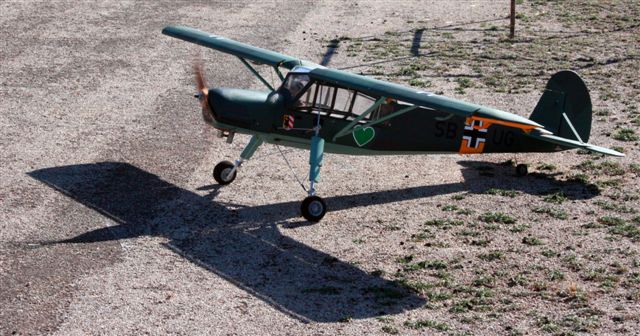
<box><xmin>238</xmin><ymin>57</ymin><xmax>275</xmax><ymax>92</ymax></box>
<box><xmin>332</xmin><ymin>97</ymin><xmax>386</xmax><ymax>141</ymax></box>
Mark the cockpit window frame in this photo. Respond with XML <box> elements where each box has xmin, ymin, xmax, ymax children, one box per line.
<box><xmin>283</xmin><ymin>76</ymin><xmax>382</xmax><ymax>122</ymax></box>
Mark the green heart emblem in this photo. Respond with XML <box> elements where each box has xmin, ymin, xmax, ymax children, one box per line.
<box><xmin>352</xmin><ymin>126</ymin><xmax>375</xmax><ymax>147</ymax></box>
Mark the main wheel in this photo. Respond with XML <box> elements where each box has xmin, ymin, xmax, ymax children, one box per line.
<box><xmin>213</xmin><ymin>160</ymin><xmax>237</xmax><ymax>185</ymax></box>
<box><xmin>515</xmin><ymin>164</ymin><xmax>528</xmax><ymax>177</ymax></box>
<box><xmin>301</xmin><ymin>196</ymin><xmax>327</xmax><ymax>222</ymax></box>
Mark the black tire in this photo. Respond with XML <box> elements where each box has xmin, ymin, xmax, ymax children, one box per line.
<box><xmin>516</xmin><ymin>164</ymin><xmax>528</xmax><ymax>177</ymax></box>
<box><xmin>300</xmin><ymin>196</ymin><xmax>327</xmax><ymax>222</ymax></box>
<box><xmin>213</xmin><ymin>161</ymin><xmax>237</xmax><ymax>185</ymax></box>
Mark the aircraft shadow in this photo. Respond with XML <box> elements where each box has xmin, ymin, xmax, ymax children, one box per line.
<box><xmin>28</xmin><ymin>162</ymin><xmax>426</xmax><ymax>323</ymax></box>
<box><xmin>27</xmin><ymin>160</ymin><xmax>596</xmax><ymax>322</ymax></box>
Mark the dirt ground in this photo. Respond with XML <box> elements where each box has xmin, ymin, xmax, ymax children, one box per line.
<box><xmin>1</xmin><ymin>1</ymin><xmax>639</xmax><ymax>335</ymax></box>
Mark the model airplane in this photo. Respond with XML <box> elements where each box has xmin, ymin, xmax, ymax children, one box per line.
<box><xmin>162</xmin><ymin>25</ymin><xmax>622</xmax><ymax>222</ymax></box>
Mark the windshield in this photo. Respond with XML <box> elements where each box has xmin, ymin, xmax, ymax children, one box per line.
<box><xmin>281</xmin><ymin>73</ymin><xmax>310</xmax><ymax>98</ymax></box>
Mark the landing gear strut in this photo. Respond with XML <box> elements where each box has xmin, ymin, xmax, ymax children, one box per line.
<box><xmin>301</xmin><ymin>134</ymin><xmax>327</xmax><ymax>222</ymax></box>
<box><xmin>213</xmin><ymin>135</ymin><xmax>263</xmax><ymax>185</ymax></box>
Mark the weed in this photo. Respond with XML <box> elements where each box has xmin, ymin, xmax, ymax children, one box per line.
<box><xmin>557</xmin><ymin>283</ymin><xmax>588</xmax><ymax>303</ymax></box>
<box><xmin>549</xmin><ymin>270</ymin><xmax>566</xmax><ymax>281</ymax></box>
<box><xmin>455</xmin><ymin>77</ymin><xmax>474</xmax><ymax>94</ymax></box>
<box><xmin>598</xmin><ymin>216</ymin><xmax>626</xmax><ymax>226</ymax></box>
<box><xmin>408</xmin><ymin>78</ymin><xmax>430</xmax><ymax>88</ymax></box>
<box><xmin>442</xmin><ymin>204</ymin><xmax>459</xmax><ymax>212</ymax></box>
<box><xmin>536</xmin><ymin>316</ymin><xmax>559</xmax><ymax>333</ymax></box>
<box><xmin>457</xmin><ymin>229</ymin><xmax>481</xmax><ymax>237</ymax></box>
<box><xmin>510</xmin><ymin>224</ymin><xmax>530</xmax><ymax>233</ymax></box>
<box><xmin>522</xmin><ymin>236</ymin><xmax>544</xmax><ymax>246</ymax></box>
<box><xmin>471</xmin><ymin>239</ymin><xmax>491</xmax><ymax>247</ymax></box>
<box><xmin>404</xmin><ymin>319</ymin><xmax>449</xmax><ymax>331</ymax></box>
<box><xmin>473</xmin><ymin>276</ymin><xmax>496</xmax><ymax>288</ymax></box>
<box><xmin>424</xmin><ymin>218</ymin><xmax>464</xmax><ymax>229</ymax></box>
<box><xmin>532</xmin><ymin>207</ymin><xmax>568</xmax><ymax>220</ymax></box>
<box><xmin>537</xmin><ymin>163</ymin><xmax>556</xmax><ymax>171</ymax></box>
<box><xmin>381</xmin><ymin>326</ymin><xmax>398</xmax><ymax>334</ymax></box>
<box><xmin>479</xmin><ymin>212</ymin><xmax>516</xmax><ymax>224</ymax></box>
<box><xmin>567</xmin><ymin>173</ymin><xmax>589</xmax><ymax>184</ymax></box>
<box><xmin>484</xmin><ymin>188</ymin><xmax>519</xmax><ymax>197</ymax></box>
<box><xmin>543</xmin><ymin>191</ymin><xmax>568</xmax><ymax>204</ymax></box>
<box><xmin>449</xmin><ymin>299</ymin><xmax>474</xmax><ymax>313</ymax></box>
<box><xmin>403</xmin><ymin>259</ymin><xmax>448</xmax><ymax>272</ymax></box>
<box><xmin>409</xmin><ymin>232</ymin><xmax>430</xmax><ymax>242</ymax></box>
<box><xmin>563</xmin><ymin>255</ymin><xmax>583</xmax><ymax>272</ymax></box>
<box><xmin>508</xmin><ymin>273</ymin><xmax>528</xmax><ymax>287</ymax></box>
<box><xmin>478</xmin><ymin>250</ymin><xmax>504</xmax><ymax>262</ymax></box>
<box><xmin>400</xmin><ymin>279</ymin><xmax>435</xmax><ymax>293</ymax></box>
<box><xmin>457</xmin><ymin>208</ymin><xmax>474</xmax><ymax>215</ymax></box>
<box><xmin>426</xmin><ymin>290</ymin><xmax>453</xmax><ymax>301</ymax></box>
<box><xmin>541</xmin><ymin>249</ymin><xmax>560</xmax><ymax>258</ymax></box>
<box><xmin>612</xmin><ymin>128</ymin><xmax>638</xmax><ymax>141</ymax></box>
<box><xmin>396</xmin><ymin>255</ymin><xmax>414</xmax><ymax>264</ymax></box>
<box><xmin>594</xmin><ymin>200</ymin><xmax>637</xmax><ymax>213</ymax></box>
<box><xmin>609</xmin><ymin>223</ymin><xmax>640</xmax><ymax>241</ymax></box>
<box><xmin>596</xmin><ymin>179</ymin><xmax>622</xmax><ymax>189</ymax></box>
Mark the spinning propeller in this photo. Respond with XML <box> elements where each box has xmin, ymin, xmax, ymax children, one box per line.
<box><xmin>193</xmin><ymin>57</ymin><xmax>214</xmax><ymax>123</ymax></box>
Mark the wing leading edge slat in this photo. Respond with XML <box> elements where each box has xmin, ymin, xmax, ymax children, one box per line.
<box><xmin>162</xmin><ymin>25</ymin><xmax>315</xmax><ymax>70</ymax></box>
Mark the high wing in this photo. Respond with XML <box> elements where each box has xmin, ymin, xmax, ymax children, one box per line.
<box><xmin>162</xmin><ymin>25</ymin><xmax>318</xmax><ymax>70</ymax></box>
<box><xmin>307</xmin><ymin>67</ymin><xmax>541</xmax><ymax>128</ymax></box>
<box><xmin>162</xmin><ymin>25</ymin><xmax>539</xmax><ymax>129</ymax></box>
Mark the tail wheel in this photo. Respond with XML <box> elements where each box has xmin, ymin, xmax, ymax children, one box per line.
<box><xmin>516</xmin><ymin>164</ymin><xmax>528</xmax><ymax>177</ymax></box>
<box><xmin>301</xmin><ymin>196</ymin><xmax>327</xmax><ymax>222</ymax></box>
<box><xmin>213</xmin><ymin>161</ymin><xmax>237</xmax><ymax>185</ymax></box>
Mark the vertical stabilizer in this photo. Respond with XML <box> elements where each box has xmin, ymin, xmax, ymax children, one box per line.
<box><xmin>530</xmin><ymin>71</ymin><xmax>592</xmax><ymax>142</ymax></box>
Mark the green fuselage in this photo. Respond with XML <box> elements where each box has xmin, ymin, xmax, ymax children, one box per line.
<box><xmin>206</xmin><ymin>87</ymin><xmax>557</xmax><ymax>156</ymax></box>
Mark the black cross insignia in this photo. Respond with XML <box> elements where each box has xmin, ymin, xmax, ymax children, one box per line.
<box><xmin>463</xmin><ymin>120</ymin><xmax>487</xmax><ymax>148</ymax></box>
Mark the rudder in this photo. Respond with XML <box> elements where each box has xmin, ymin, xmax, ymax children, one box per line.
<box><xmin>530</xmin><ymin>71</ymin><xmax>592</xmax><ymax>142</ymax></box>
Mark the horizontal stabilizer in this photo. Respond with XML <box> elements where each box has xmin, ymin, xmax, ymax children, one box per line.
<box><xmin>528</xmin><ymin>133</ymin><xmax>624</xmax><ymax>157</ymax></box>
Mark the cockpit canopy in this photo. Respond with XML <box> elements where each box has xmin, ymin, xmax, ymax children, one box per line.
<box><xmin>279</xmin><ymin>68</ymin><xmax>390</xmax><ymax>121</ymax></box>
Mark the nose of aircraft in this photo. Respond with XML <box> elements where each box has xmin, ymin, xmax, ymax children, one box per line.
<box><xmin>205</xmin><ymin>88</ymin><xmax>278</xmax><ymax>131</ymax></box>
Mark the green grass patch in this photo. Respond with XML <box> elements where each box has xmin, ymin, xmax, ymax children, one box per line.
<box><xmin>594</xmin><ymin>200</ymin><xmax>637</xmax><ymax>213</ymax></box>
<box><xmin>612</xmin><ymin>128</ymin><xmax>639</xmax><ymax>141</ymax></box>
<box><xmin>532</xmin><ymin>206</ymin><xmax>568</xmax><ymax>220</ymax></box>
<box><xmin>543</xmin><ymin>191</ymin><xmax>568</xmax><ymax>204</ymax></box>
<box><xmin>424</xmin><ymin>218</ymin><xmax>464</xmax><ymax>229</ymax></box>
<box><xmin>484</xmin><ymin>188</ymin><xmax>519</xmax><ymax>197</ymax></box>
<box><xmin>549</xmin><ymin>270</ymin><xmax>566</xmax><ymax>281</ymax></box>
<box><xmin>541</xmin><ymin>249</ymin><xmax>560</xmax><ymax>258</ymax></box>
<box><xmin>479</xmin><ymin>212</ymin><xmax>516</xmax><ymax>224</ymax></box>
<box><xmin>404</xmin><ymin>319</ymin><xmax>449</xmax><ymax>331</ymax></box>
<box><xmin>537</xmin><ymin>163</ymin><xmax>557</xmax><ymax>171</ymax></box>
<box><xmin>597</xmin><ymin>216</ymin><xmax>626</xmax><ymax>226</ymax></box>
<box><xmin>381</xmin><ymin>326</ymin><xmax>399</xmax><ymax>334</ymax></box>
<box><xmin>442</xmin><ymin>204</ymin><xmax>459</xmax><ymax>212</ymax></box>
<box><xmin>403</xmin><ymin>259</ymin><xmax>448</xmax><ymax>272</ymax></box>
<box><xmin>522</xmin><ymin>236</ymin><xmax>545</xmax><ymax>246</ymax></box>
<box><xmin>478</xmin><ymin>250</ymin><xmax>504</xmax><ymax>262</ymax></box>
